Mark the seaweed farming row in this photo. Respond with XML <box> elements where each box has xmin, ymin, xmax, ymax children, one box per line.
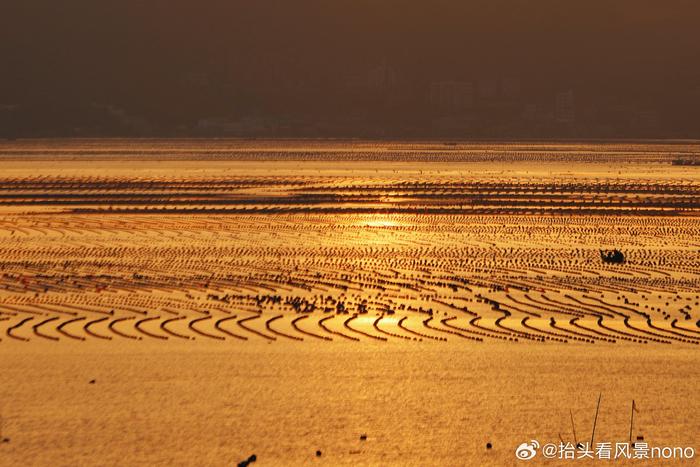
<box><xmin>1</xmin><ymin>176</ymin><xmax>699</xmax><ymax>216</ymax></box>
<box><xmin>1</xmin><ymin>208</ymin><xmax>698</xmax><ymax>346</ymax></box>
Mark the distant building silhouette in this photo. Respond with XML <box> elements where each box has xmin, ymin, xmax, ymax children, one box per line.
<box><xmin>555</xmin><ymin>90</ymin><xmax>575</xmax><ymax>124</ymax></box>
<box><xmin>366</xmin><ymin>61</ymin><xmax>397</xmax><ymax>89</ymax></box>
<box><xmin>346</xmin><ymin>61</ymin><xmax>397</xmax><ymax>91</ymax></box>
<box><xmin>430</xmin><ymin>81</ymin><xmax>474</xmax><ymax>113</ymax></box>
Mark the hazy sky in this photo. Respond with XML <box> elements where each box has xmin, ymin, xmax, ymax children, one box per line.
<box><xmin>1</xmin><ymin>1</ymin><xmax>699</xmax><ymax>136</ymax></box>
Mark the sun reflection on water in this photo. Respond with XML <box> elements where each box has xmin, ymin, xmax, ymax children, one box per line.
<box><xmin>358</xmin><ymin>216</ymin><xmax>401</xmax><ymax>228</ymax></box>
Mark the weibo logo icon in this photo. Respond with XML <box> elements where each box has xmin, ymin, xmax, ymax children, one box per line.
<box><xmin>515</xmin><ymin>440</ymin><xmax>539</xmax><ymax>460</ymax></box>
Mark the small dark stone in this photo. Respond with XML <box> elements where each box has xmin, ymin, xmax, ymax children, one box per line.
<box><xmin>359</xmin><ymin>434</ymin><xmax>367</xmax><ymax>441</ymax></box>
<box><xmin>486</xmin><ymin>442</ymin><xmax>492</xmax><ymax>449</ymax></box>
<box><xmin>316</xmin><ymin>450</ymin><xmax>322</xmax><ymax>457</ymax></box>
<box><xmin>248</xmin><ymin>454</ymin><xmax>257</xmax><ymax>462</ymax></box>
<box><xmin>89</xmin><ymin>379</ymin><xmax>96</xmax><ymax>384</ymax></box>
<box><xmin>637</xmin><ymin>435</ymin><xmax>644</xmax><ymax>441</ymax></box>
<box><xmin>1</xmin><ymin>438</ymin><xmax>9</xmax><ymax>443</ymax></box>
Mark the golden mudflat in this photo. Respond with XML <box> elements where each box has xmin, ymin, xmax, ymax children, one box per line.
<box><xmin>0</xmin><ymin>140</ymin><xmax>698</xmax><ymax>466</ymax></box>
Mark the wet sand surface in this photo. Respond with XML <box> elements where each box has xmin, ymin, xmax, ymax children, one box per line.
<box><xmin>0</xmin><ymin>140</ymin><xmax>698</xmax><ymax>465</ymax></box>
<box><xmin>1</xmin><ymin>341</ymin><xmax>698</xmax><ymax>466</ymax></box>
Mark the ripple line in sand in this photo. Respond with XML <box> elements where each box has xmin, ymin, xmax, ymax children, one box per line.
<box><xmin>568</xmin><ymin>317</ymin><xmax>627</xmax><ymax>343</ymax></box>
<box><xmin>83</xmin><ymin>316</ymin><xmax>112</xmax><ymax>340</ymax></box>
<box><xmin>396</xmin><ymin>316</ymin><xmax>434</xmax><ymax>341</ymax></box>
<box><xmin>671</xmin><ymin>319</ymin><xmax>700</xmax><ymax>336</ymax></box>
<box><xmin>7</xmin><ymin>316</ymin><xmax>33</xmax><ymax>342</ymax></box>
<box><xmin>318</xmin><ymin>315</ymin><xmax>359</xmax><ymax>341</ymax></box>
<box><xmin>189</xmin><ymin>315</ymin><xmax>225</xmax><ymax>340</ymax></box>
<box><xmin>56</xmin><ymin>317</ymin><xmax>86</xmax><ymax>341</ymax></box>
<box><xmin>214</xmin><ymin>315</ymin><xmax>247</xmax><ymax>340</ymax></box>
<box><xmin>562</xmin><ymin>295</ymin><xmax>616</xmax><ymax>319</ymax></box>
<box><xmin>441</xmin><ymin>316</ymin><xmax>506</xmax><ymax>341</ymax></box>
<box><xmin>265</xmin><ymin>315</ymin><xmax>303</xmax><ymax>341</ymax></box>
<box><xmin>469</xmin><ymin>316</ymin><xmax>517</xmax><ymax>341</ymax></box>
<box><xmin>237</xmin><ymin>315</ymin><xmax>276</xmax><ymax>341</ymax></box>
<box><xmin>645</xmin><ymin>319</ymin><xmax>700</xmax><ymax>344</ymax></box>
<box><xmin>108</xmin><ymin>317</ymin><xmax>141</xmax><ymax>340</ymax></box>
<box><xmin>291</xmin><ymin>315</ymin><xmax>332</xmax><ymax>341</ymax></box>
<box><xmin>161</xmin><ymin>316</ymin><xmax>192</xmax><ymax>340</ymax></box>
<box><xmin>343</xmin><ymin>314</ymin><xmax>386</xmax><ymax>341</ymax></box>
<box><xmin>494</xmin><ymin>316</ymin><xmax>544</xmax><ymax>342</ymax></box>
<box><xmin>372</xmin><ymin>316</ymin><xmax>413</xmax><ymax>341</ymax></box>
<box><xmin>32</xmin><ymin>316</ymin><xmax>60</xmax><ymax>341</ymax></box>
<box><xmin>594</xmin><ymin>317</ymin><xmax>648</xmax><ymax>344</ymax></box>
<box><xmin>582</xmin><ymin>295</ymin><xmax>646</xmax><ymax>318</ymax></box>
<box><xmin>621</xmin><ymin>317</ymin><xmax>674</xmax><ymax>345</ymax></box>
<box><xmin>134</xmin><ymin>316</ymin><xmax>168</xmax><ymax>340</ymax></box>
<box><xmin>549</xmin><ymin>318</ymin><xmax>612</xmax><ymax>343</ymax></box>
<box><xmin>520</xmin><ymin>317</ymin><xmax>570</xmax><ymax>343</ymax></box>
<box><xmin>425</xmin><ymin>316</ymin><xmax>481</xmax><ymax>342</ymax></box>
<box><xmin>0</xmin><ymin>316</ymin><xmax>6</xmax><ymax>341</ymax></box>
